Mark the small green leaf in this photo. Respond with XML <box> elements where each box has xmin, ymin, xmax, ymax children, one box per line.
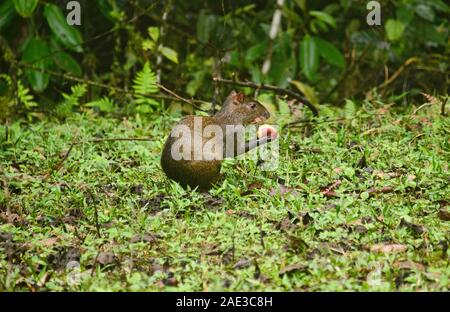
<box><xmin>309</xmin><ymin>10</ymin><xmax>336</xmax><ymax>28</ymax></box>
<box><xmin>0</xmin><ymin>0</ymin><xmax>16</xmax><ymax>31</ymax></box>
<box><xmin>135</xmin><ymin>104</ymin><xmax>153</xmax><ymax>114</ymax></box>
<box><xmin>159</xmin><ymin>46</ymin><xmax>179</xmax><ymax>64</ymax></box>
<box><xmin>50</xmin><ymin>37</ymin><xmax>81</xmax><ymax>76</ymax></box>
<box><xmin>299</xmin><ymin>35</ymin><xmax>319</xmax><ymax>82</ymax></box>
<box><xmin>245</xmin><ymin>42</ymin><xmax>267</xmax><ymax>64</ymax></box>
<box><xmin>290</xmin><ymin>80</ymin><xmax>319</xmax><ymax>106</ymax></box>
<box><xmin>385</xmin><ymin>19</ymin><xmax>405</xmax><ymax>42</ymax></box>
<box><xmin>44</xmin><ymin>4</ymin><xmax>83</xmax><ymax>52</ymax></box>
<box><xmin>415</xmin><ymin>4</ymin><xmax>435</xmax><ymax>22</ymax></box>
<box><xmin>314</xmin><ymin>37</ymin><xmax>345</xmax><ymax>68</ymax></box>
<box><xmin>13</xmin><ymin>0</ymin><xmax>38</xmax><ymax>18</ymax></box>
<box><xmin>142</xmin><ymin>39</ymin><xmax>155</xmax><ymax>51</ymax></box>
<box><xmin>197</xmin><ymin>12</ymin><xmax>216</xmax><ymax>44</ymax></box>
<box><xmin>22</xmin><ymin>38</ymin><xmax>51</xmax><ymax>92</ymax></box>
<box><xmin>360</xmin><ymin>192</ymin><xmax>369</xmax><ymax>200</ymax></box>
<box><xmin>148</xmin><ymin>27</ymin><xmax>159</xmax><ymax>42</ymax></box>
<box><xmin>54</xmin><ymin>51</ymin><xmax>82</xmax><ymax>76</ymax></box>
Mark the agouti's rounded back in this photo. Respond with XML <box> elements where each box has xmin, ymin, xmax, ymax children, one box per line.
<box><xmin>161</xmin><ymin>91</ymin><xmax>271</xmax><ymax>190</ymax></box>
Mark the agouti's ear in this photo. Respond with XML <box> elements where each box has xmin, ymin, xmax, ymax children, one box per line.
<box><xmin>227</xmin><ymin>90</ymin><xmax>245</xmax><ymax>102</ymax></box>
<box><xmin>224</xmin><ymin>91</ymin><xmax>236</xmax><ymax>104</ymax></box>
<box><xmin>235</xmin><ymin>92</ymin><xmax>245</xmax><ymax>103</ymax></box>
<box><xmin>228</xmin><ymin>90</ymin><xmax>237</xmax><ymax>97</ymax></box>
<box><xmin>225</xmin><ymin>90</ymin><xmax>245</xmax><ymax>105</ymax></box>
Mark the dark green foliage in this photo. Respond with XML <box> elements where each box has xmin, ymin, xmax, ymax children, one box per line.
<box><xmin>0</xmin><ymin>0</ymin><xmax>447</xmax><ymax>121</ymax></box>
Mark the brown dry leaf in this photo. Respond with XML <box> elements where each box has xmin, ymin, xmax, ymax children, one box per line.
<box><xmin>163</xmin><ymin>277</ymin><xmax>178</xmax><ymax>287</ymax></box>
<box><xmin>240</xmin><ymin>182</ymin><xmax>263</xmax><ymax>196</ymax></box>
<box><xmin>438</xmin><ymin>209</ymin><xmax>450</xmax><ymax>221</ymax></box>
<box><xmin>233</xmin><ymin>259</ymin><xmax>252</xmax><ymax>269</ymax></box>
<box><xmin>424</xmin><ymin>271</ymin><xmax>441</xmax><ymax>282</ymax></box>
<box><xmin>203</xmin><ymin>194</ymin><xmax>224</xmax><ymax>209</ymax></box>
<box><xmin>373</xmin><ymin>170</ymin><xmax>401</xmax><ymax>179</ymax></box>
<box><xmin>393</xmin><ymin>260</ymin><xmax>425</xmax><ymax>271</ymax></box>
<box><xmin>0</xmin><ymin>232</ymin><xmax>13</xmax><ymax>242</ymax></box>
<box><xmin>0</xmin><ymin>211</ymin><xmax>25</xmax><ymax>226</ymax></box>
<box><xmin>269</xmin><ymin>184</ymin><xmax>300</xmax><ymax>197</ymax></box>
<box><xmin>204</xmin><ymin>242</ymin><xmax>221</xmax><ymax>256</ymax></box>
<box><xmin>279</xmin><ymin>263</ymin><xmax>308</xmax><ymax>275</ymax></box>
<box><xmin>278</xmin><ymin>217</ymin><xmax>296</xmax><ymax>231</ymax></box>
<box><xmin>130</xmin><ymin>233</ymin><xmax>159</xmax><ymax>244</ymax></box>
<box><xmin>39</xmin><ymin>237</ymin><xmax>60</xmax><ymax>247</ymax></box>
<box><xmin>320</xmin><ymin>180</ymin><xmax>341</xmax><ymax>198</ymax></box>
<box><xmin>399</xmin><ymin>218</ymin><xmax>426</xmax><ymax>235</ymax></box>
<box><xmin>96</xmin><ymin>252</ymin><xmax>117</xmax><ymax>266</ymax></box>
<box><xmin>370</xmin><ymin>243</ymin><xmax>408</xmax><ymax>253</ymax></box>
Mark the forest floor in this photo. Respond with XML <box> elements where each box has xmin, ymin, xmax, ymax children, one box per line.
<box><xmin>0</xmin><ymin>102</ymin><xmax>449</xmax><ymax>291</ymax></box>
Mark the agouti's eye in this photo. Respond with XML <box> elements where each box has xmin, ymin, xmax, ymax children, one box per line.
<box><xmin>249</xmin><ymin>102</ymin><xmax>257</xmax><ymax>109</ymax></box>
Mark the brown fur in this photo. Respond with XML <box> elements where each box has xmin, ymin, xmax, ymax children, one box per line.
<box><xmin>161</xmin><ymin>91</ymin><xmax>270</xmax><ymax>190</ymax></box>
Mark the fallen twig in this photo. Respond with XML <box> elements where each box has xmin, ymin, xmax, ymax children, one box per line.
<box><xmin>213</xmin><ymin>77</ymin><xmax>319</xmax><ymax>116</ymax></box>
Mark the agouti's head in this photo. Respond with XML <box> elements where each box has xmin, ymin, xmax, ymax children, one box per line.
<box><xmin>215</xmin><ymin>91</ymin><xmax>270</xmax><ymax>125</ymax></box>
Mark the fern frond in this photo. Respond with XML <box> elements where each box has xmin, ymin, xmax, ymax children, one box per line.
<box><xmin>70</xmin><ymin>84</ymin><xmax>88</xmax><ymax>98</ymax></box>
<box><xmin>133</xmin><ymin>62</ymin><xmax>158</xmax><ymax>95</ymax></box>
<box><xmin>17</xmin><ymin>81</ymin><xmax>37</xmax><ymax>109</ymax></box>
<box><xmin>85</xmin><ymin>96</ymin><xmax>115</xmax><ymax>113</ymax></box>
<box><xmin>55</xmin><ymin>83</ymin><xmax>87</xmax><ymax>118</ymax></box>
<box><xmin>344</xmin><ymin>99</ymin><xmax>356</xmax><ymax>118</ymax></box>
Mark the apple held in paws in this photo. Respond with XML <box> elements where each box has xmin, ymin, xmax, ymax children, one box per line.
<box><xmin>257</xmin><ymin>124</ymin><xmax>278</xmax><ymax>139</ymax></box>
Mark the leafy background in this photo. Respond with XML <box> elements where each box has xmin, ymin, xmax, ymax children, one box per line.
<box><xmin>0</xmin><ymin>0</ymin><xmax>448</xmax><ymax>120</ymax></box>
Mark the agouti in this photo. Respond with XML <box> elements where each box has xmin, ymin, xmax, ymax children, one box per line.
<box><xmin>161</xmin><ymin>91</ymin><xmax>276</xmax><ymax>190</ymax></box>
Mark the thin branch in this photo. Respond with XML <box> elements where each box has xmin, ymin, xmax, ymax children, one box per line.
<box><xmin>213</xmin><ymin>77</ymin><xmax>319</xmax><ymax>116</ymax></box>
<box><xmin>155</xmin><ymin>82</ymin><xmax>194</xmax><ymax>106</ymax></box>
<box><xmin>54</xmin><ymin>141</ymin><xmax>76</xmax><ymax>172</ymax></box>
<box><xmin>442</xmin><ymin>97</ymin><xmax>448</xmax><ymax>117</ymax></box>
<box><xmin>378</xmin><ymin>57</ymin><xmax>420</xmax><ymax>90</ymax></box>
<box><xmin>13</xmin><ymin>60</ymin><xmax>208</xmax><ymax>110</ymax></box>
